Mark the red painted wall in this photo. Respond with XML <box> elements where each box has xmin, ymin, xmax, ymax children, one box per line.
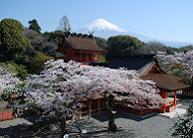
<box><xmin>59</xmin><ymin>43</ymin><xmax>102</xmax><ymax>63</ymax></box>
<box><xmin>0</xmin><ymin>109</ymin><xmax>13</xmax><ymax>121</ymax></box>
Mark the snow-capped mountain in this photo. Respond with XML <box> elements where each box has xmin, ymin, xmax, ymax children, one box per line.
<box><xmin>77</xmin><ymin>18</ymin><xmax>157</xmax><ymax>42</ymax></box>
<box><xmin>78</xmin><ymin>18</ymin><xmax>127</xmax><ymax>38</ymax></box>
<box><xmin>77</xmin><ymin>18</ymin><xmax>193</xmax><ymax>47</ymax></box>
<box><xmin>86</xmin><ymin>18</ymin><xmax>126</xmax><ymax>32</ymax></box>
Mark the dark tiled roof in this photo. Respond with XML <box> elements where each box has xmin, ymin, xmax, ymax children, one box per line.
<box><xmin>138</xmin><ymin>59</ymin><xmax>165</xmax><ymax>76</ymax></box>
<box><xmin>142</xmin><ymin>73</ymin><xmax>190</xmax><ymax>91</ymax></box>
<box><xmin>65</xmin><ymin>35</ymin><xmax>107</xmax><ymax>52</ymax></box>
<box><xmin>106</xmin><ymin>56</ymin><xmax>189</xmax><ymax>91</ymax></box>
<box><xmin>107</xmin><ymin>55</ymin><xmax>154</xmax><ymax>70</ymax></box>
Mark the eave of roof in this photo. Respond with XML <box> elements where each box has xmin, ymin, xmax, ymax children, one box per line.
<box><xmin>141</xmin><ymin>73</ymin><xmax>190</xmax><ymax>91</ymax></box>
<box><xmin>107</xmin><ymin>56</ymin><xmax>154</xmax><ymax>70</ymax></box>
<box><xmin>72</xmin><ymin>48</ymin><xmax>108</xmax><ymax>53</ymax></box>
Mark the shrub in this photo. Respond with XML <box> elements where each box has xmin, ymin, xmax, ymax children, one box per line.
<box><xmin>172</xmin><ymin>104</ymin><xmax>193</xmax><ymax>138</ymax></box>
<box><xmin>0</xmin><ymin>62</ymin><xmax>28</xmax><ymax>80</ymax></box>
<box><xmin>27</xmin><ymin>52</ymin><xmax>53</xmax><ymax>74</ymax></box>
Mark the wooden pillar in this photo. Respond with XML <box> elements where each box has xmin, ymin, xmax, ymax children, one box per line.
<box><xmin>174</xmin><ymin>90</ymin><xmax>177</xmax><ymax>109</ymax></box>
<box><xmin>160</xmin><ymin>90</ymin><xmax>167</xmax><ymax>112</ymax></box>
<box><xmin>164</xmin><ymin>91</ymin><xmax>167</xmax><ymax>99</ymax></box>
<box><xmin>96</xmin><ymin>53</ymin><xmax>99</xmax><ymax>62</ymax></box>
<box><xmin>86</xmin><ymin>54</ymin><xmax>88</xmax><ymax>62</ymax></box>
<box><xmin>160</xmin><ymin>90</ymin><xmax>167</xmax><ymax>99</ymax></box>
<box><xmin>93</xmin><ymin>53</ymin><xmax>98</xmax><ymax>63</ymax></box>
<box><xmin>98</xmin><ymin>99</ymin><xmax>101</xmax><ymax>115</ymax></box>
<box><xmin>88</xmin><ymin>99</ymin><xmax>91</xmax><ymax>119</ymax></box>
<box><xmin>80</xmin><ymin>52</ymin><xmax>82</xmax><ymax>62</ymax></box>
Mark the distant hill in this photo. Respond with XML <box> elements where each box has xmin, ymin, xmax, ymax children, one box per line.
<box><xmin>77</xmin><ymin>18</ymin><xmax>193</xmax><ymax>47</ymax></box>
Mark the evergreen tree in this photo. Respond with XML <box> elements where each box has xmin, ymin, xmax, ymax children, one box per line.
<box><xmin>28</xmin><ymin>19</ymin><xmax>41</xmax><ymax>33</ymax></box>
<box><xmin>172</xmin><ymin>104</ymin><xmax>193</xmax><ymax>138</ymax></box>
<box><xmin>0</xmin><ymin>18</ymin><xmax>31</xmax><ymax>64</ymax></box>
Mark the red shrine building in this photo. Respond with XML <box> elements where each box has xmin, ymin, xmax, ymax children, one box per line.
<box><xmin>139</xmin><ymin>59</ymin><xmax>190</xmax><ymax>112</ymax></box>
<box><xmin>108</xmin><ymin>56</ymin><xmax>190</xmax><ymax>114</ymax></box>
<box><xmin>58</xmin><ymin>33</ymin><xmax>107</xmax><ymax>64</ymax></box>
<box><xmin>74</xmin><ymin>56</ymin><xmax>190</xmax><ymax>119</ymax></box>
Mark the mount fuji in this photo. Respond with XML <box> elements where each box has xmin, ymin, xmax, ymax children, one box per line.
<box><xmin>77</xmin><ymin>18</ymin><xmax>192</xmax><ymax>47</ymax></box>
<box><xmin>77</xmin><ymin>18</ymin><xmax>128</xmax><ymax>38</ymax></box>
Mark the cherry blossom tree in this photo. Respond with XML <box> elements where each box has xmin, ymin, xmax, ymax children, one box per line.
<box><xmin>156</xmin><ymin>51</ymin><xmax>193</xmax><ymax>78</ymax></box>
<box><xmin>0</xmin><ymin>66</ymin><xmax>21</xmax><ymax>109</ymax></box>
<box><xmin>25</xmin><ymin>60</ymin><xmax>163</xmax><ymax>135</ymax></box>
<box><xmin>0</xmin><ymin>66</ymin><xmax>21</xmax><ymax>98</ymax></box>
<box><xmin>79</xmin><ymin>63</ymin><xmax>163</xmax><ymax>131</ymax></box>
<box><xmin>156</xmin><ymin>51</ymin><xmax>193</xmax><ymax>138</ymax></box>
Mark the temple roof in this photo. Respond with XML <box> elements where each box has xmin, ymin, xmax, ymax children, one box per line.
<box><xmin>107</xmin><ymin>55</ymin><xmax>154</xmax><ymax>70</ymax></box>
<box><xmin>141</xmin><ymin>73</ymin><xmax>190</xmax><ymax>91</ymax></box>
<box><xmin>107</xmin><ymin>56</ymin><xmax>190</xmax><ymax>91</ymax></box>
<box><xmin>64</xmin><ymin>34</ymin><xmax>107</xmax><ymax>52</ymax></box>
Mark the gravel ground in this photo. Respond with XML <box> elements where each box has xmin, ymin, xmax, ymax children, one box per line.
<box><xmin>91</xmin><ymin>112</ymin><xmax>177</xmax><ymax>138</ymax></box>
<box><xmin>0</xmin><ymin>100</ymin><xmax>192</xmax><ymax>138</ymax></box>
<box><xmin>2</xmin><ymin>99</ymin><xmax>192</xmax><ymax>138</ymax></box>
<box><xmin>0</xmin><ymin>113</ymin><xmax>177</xmax><ymax>138</ymax></box>
<box><xmin>116</xmin><ymin>115</ymin><xmax>176</xmax><ymax>138</ymax></box>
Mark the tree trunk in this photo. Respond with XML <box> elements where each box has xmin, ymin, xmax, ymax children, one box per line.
<box><xmin>106</xmin><ymin>95</ymin><xmax>117</xmax><ymax>132</ymax></box>
<box><xmin>60</xmin><ymin>116</ymin><xmax>67</xmax><ymax>137</ymax></box>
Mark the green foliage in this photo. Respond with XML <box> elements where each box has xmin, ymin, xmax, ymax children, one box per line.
<box><xmin>107</xmin><ymin>35</ymin><xmax>145</xmax><ymax>57</ymax></box>
<box><xmin>146</xmin><ymin>41</ymin><xmax>168</xmax><ymax>53</ymax></box>
<box><xmin>169</xmin><ymin>64</ymin><xmax>191</xmax><ymax>85</ymax></box>
<box><xmin>179</xmin><ymin>45</ymin><xmax>193</xmax><ymax>53</ymax></box>
<box><xmin>98</xmin><ymin>54</ymin><xmax>107</xmax><ymax>63</ymax></box>
<box><xmin>0</xmin><ymin>31</ymin><xmax>2</xmax><ymax>45</ymax></box>
<box><xmin>28</xmin><ymin>19</ymin><xmax>41</xmax><ymax>33</ymax></box>
<box><xmin>157</xmin><ymin>57</ymin><xmax>192</xmax><ymax>86</ymax></box>
<box><xmin>95</xmin><ymin>37</ymin><xmax>109</xmax><ymax>49</ymax></box>
<box><xmin>25</xmin><ymin>28</ymin><xmax>63</xmax><ymax>58</ymax></box>
<box><xmin>43</xmin><ymin>31</ymin><xmax>65</xmax><ymax>58</ymax></box>
<box><xmin>0</xmin><ymin>18</ymin><xmax>31</xmax><ymax>63</ymax></box>
<box><xmin>172</xmin><ymin>104</ymin><xmax>193</xmax><ymax>138</ymax></box>
<box><xmin>43</xmin><ymin>30</ymin><xmax>65</xmax><ymax>46</ymax></box>
<box><xmin>2</xmin><ymin>83</ymin><xmax>26</xmax><ymax>104</ymax></box>
<box><xmin>166</xmin><ymin>47</ymin><xmax>179</xmax><ymax>54</ymax></box>
<box><xmin>0</xmin><ymin>62</ymin><xmax>28</xmax><ymax>80</ymax></box>
<box><xmin>24</xmin><ymin>102</ymin><xmax>42</xmax><ymax>116</ymax></box>
<box><xmin>106</xmin><ymin>38</ymin><xmax>180</xmax><ymax>58</ymax></box>
<box><xmin>145</xmin><ymin>41</ymin><xmax>179</xmax><ymax>55</ymax></box>
<box><xmin>27</xmin><ymin>52</ymin><xmax>53</xmax><ymax>74</ymax></box>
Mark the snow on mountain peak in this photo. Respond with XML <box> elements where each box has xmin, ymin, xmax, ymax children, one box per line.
<box><xmin>85</xmin><ymin>18</ymin><xmax>127</xmax><ymax>33</ymax></box>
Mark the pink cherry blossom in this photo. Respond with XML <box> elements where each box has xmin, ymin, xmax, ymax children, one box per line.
<box><xmin>26</xmin><ymin>60</ymin><xmax>163</xmax><ymax>117</ymax></box>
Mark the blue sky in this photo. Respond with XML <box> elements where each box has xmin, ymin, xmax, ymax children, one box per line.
<box><xmin>0</xmin><ymin>0</ymin><xmax>193</xmax><ymax>42</ymax></box>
